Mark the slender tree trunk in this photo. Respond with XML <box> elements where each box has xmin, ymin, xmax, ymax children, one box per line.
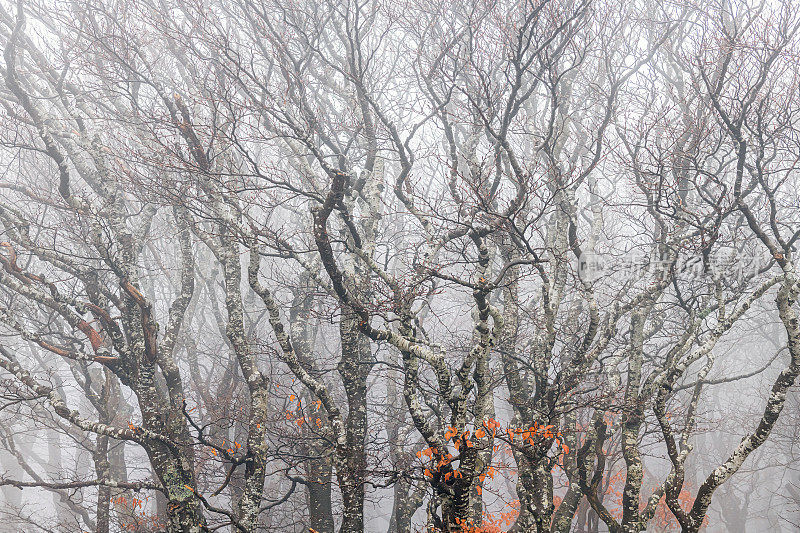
<box><xmin>308</xmin><ymin>454</ymin><xmax>335</xmax><ymax>533</ymax></box>
<box><xmin>337</xmin><ymin>309</ymin><xmax>370</xmax><ymax>533</ymax></box>
<box><xmin>94</xmin><ymin>435</ymin><xmax>111</xmax><ymax>533</ymax></box>
<box><xmin>620</xmin><ymin>309</ymin><xmax>647</xmax><ymax>533</ymax></box>
<box><xmin>388</xmin><ymin>476</ymin><xmax>424</xmax><ymax>533</ymax></box>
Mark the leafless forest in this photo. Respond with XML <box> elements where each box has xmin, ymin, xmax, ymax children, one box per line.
<box><xmin>0</xmin><ymin>0</ymin><xmax>798</xmax><ymax>531</ymax></box>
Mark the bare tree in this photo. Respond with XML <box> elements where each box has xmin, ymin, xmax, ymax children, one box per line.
<box><xmin>0</xmin><ymin>1</ymin><xmax>798</xmax><ymax>532</ymax></box>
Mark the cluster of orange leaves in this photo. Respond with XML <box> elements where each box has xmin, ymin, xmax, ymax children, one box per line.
<box><xmin>416</xmin><ymin>419</ymin><xmax>569</xmax><ymax>486</ymax></box>
<box><xmin>418</xmin><ymin>501</ymin><xmax>521</xmax><ymax>533</ymax></box>
<box><xmin>206</xmin><ymin>438</ymin><xmax>243</xmax><ymax>457</ymax></box>
<box><xmin>112</xmin><ymin>494</ymin><xmax>163</xmax><ymax>532</ymax></box>
<box><xmin>504</xmin><ymin>422</ymin><xmax>570</xmax><ymax>457</ymax></box>
<box><xmin>482</xmin><ymin>504</ymin><xmax>521</xmax><ymax>530</ymax></box>
<box><xmin>286</xmin><ymin>394</ymin><xmax>324</xmax><ymax>428</ymax></box>
<box><xmin>416</xmin><ymin>446</ymin><xmax>455</xmax><ymax>479</ymax></box>
<box><xmin>452</xmin><ymin>517</ymin><xmax>503</xmax><ymax>533</ymax></box>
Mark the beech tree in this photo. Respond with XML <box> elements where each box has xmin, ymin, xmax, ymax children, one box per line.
<box><xmin>0</xmin><ymin>0</ymin><xmax>798</xmax><ymax>532</ymax></box>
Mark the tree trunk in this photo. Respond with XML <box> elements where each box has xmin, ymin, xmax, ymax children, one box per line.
<box><xmin>308</xmin><ymin>454</ymin><xmax>335</xmax><ymax>533</ymax></box>
<box><xmin>93</xmin><ymin>435</ymin><xmax>111</xmax><ymax>533</ymax></box>
<box><xmin>337</xmin><ymin>309</ymin><xmax>370</xmax><ymax>533</ymax></box>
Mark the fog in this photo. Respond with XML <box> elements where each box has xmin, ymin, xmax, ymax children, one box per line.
<box><xmin>0</xmin><ymin>0</ymin><xmax>798</xmax><ymax>531</ymax></box>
